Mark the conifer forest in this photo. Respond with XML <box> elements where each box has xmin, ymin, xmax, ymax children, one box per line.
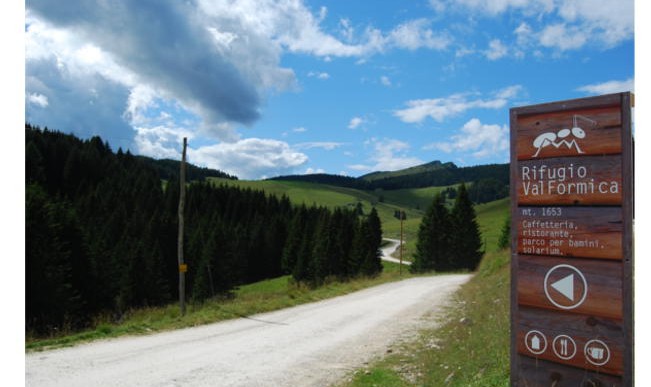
<box><xmin>25</xmin><ymin>125</ymin><xmax>383</xmax><ymax>335</ymax></box>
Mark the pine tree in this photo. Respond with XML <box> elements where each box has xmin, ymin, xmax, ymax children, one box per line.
<box><xmin>26</xmin><ymin>141</ymin><xmax>46</xmax><ymax>185</ymax></box>
<box><xmin>26</xmin><ymin>185</ymin><xmax>84</xmax><ymax>332</ymax></box>
<box><xmin>366</xmin><ymin>208</ymin><xmax>383</xmax><ymax>274</ymax></box>
<box><xmin>450</xmin><ymin>183</ymin><xmax>484</xmax><ymax>270</ymax></box>
<box><xmin>311</xmin><ymin>211</ymin><xmax>332</xmax><ymax>284</ymax></box>
<box><xmin>497</xmin><ymin>215</ymin><xmax>511</xmax><ymax>250</ymax></box>
<box><xmin>192</xmin><ymin>229</ymin><xmax>219</xmax><ymax>302</ymax></box>
<box><xmin>330</xmin><ymin>208</ymin><xmax>355</xmax><ymax>278</ymax></box>
<box><xmin>411</xmin><ymin>193</ymin><xmax>452</xmax><ymax>273</ymax></box>
<box><xmin>350</xmin><ymin>221</ymin><xmax>371</xmax><ymax>276</ymax></box>
<box><xmin>282</xmin><ymin>206</ymin><xmax>306</xmax><ymax>274</ymax></box>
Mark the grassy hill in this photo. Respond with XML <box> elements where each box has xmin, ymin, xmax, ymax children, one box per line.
<box><xmin>360</xmin><ymin>160</ymin><xmax>454</xmax><ymax>182</ymax></box>
<box><xmin>207</xmin><ymin>177</ymin><xmax>509</xmax><ymax>263</ymax></box>
<box><xmin>268</xmin><ymin>161</ymin><xmax>509</xmax><ymax>195</ymax></box>
<box><xmin>208</xmin><ymin>177</ymin><xmax>437</xmax><ymax>246</ymax></box>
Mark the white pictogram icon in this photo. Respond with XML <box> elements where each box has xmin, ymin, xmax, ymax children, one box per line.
<box><xmin>551</xmin><ymin>274</ymin><xmax>575</xmax><ymax>301</ymax></box>
<box><xmin>584</xmin><ymin>339</ymin><xmax>611</xmax><ymax>366</ymax></box>
<box><xmin>525</xmin><ymin>330</ymin><xmax>547</xmax><ymax>355</ymax></box>
<box><xmin>544</xmin><ymin>264</ymin><xmax>588</xmax><ymax>310</ymax></box>
<box><xmin>552</xmin><ymin>334</ymin><xmax>577</xmax><ymax>360</ymax></box>
<box><xmin>531</xmin><ymin>115</ymin><xmax>596</xmax><ymax>158</ymax></box>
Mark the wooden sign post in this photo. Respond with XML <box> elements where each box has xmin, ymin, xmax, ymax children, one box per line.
<box><xmin>510</xmin><ymin>93</ymin><xmax>633</xmax><ymax>386</ymax></box>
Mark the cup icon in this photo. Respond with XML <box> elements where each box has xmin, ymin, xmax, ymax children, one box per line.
<box><xmin>584</xmin><ymin>339</ymin><xmax>610</xmax><ymax>366</ymax></box>
<box><xmin>587</xmin><ymin>347</ymin><xmax>604</xmax><ymax>360</ymax></box>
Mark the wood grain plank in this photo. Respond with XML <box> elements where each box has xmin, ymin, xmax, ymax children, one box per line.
<box><xmin>516</xmin><ymin>156</ymin><xmax>622</xmax><ymax>205</ymax></box>
<box><xmin>517</xmin><ymin>255</ymin><xmax>622</xmax><ymax>319</ymax></box>
<box><xmin>516</xmin><ymin>306</ymin><xmax>624</xmax><ymax>376</ymax></box>
<box><xmin>515</xmin><ymin>105</ymin><xmax>622</xmax><ymax>160</ymax></box>
<box><xmin>516</xmin><ymin>356</ymin><xmax>622</xmax><ymax>386</ymax></box>
<box><xmin>516</xmin><ymin>206</ymin><xmax>622</xmax><ymax>259</ymax></box>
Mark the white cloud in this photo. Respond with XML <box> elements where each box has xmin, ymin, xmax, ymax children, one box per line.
<box><xmin>350</xmin><ymin>138</ymin><xmax>423</xmax><ymax>173</ymax></box>
<box><xmin>348</xmin><ymin>116</ymin><xmax>365</xmax><ymax>129</ymax></box>
<box><xmin>494</xmin><ymin>85</ymin><xmax>524</xmax><ymax>99</ymax></box>
<box><xmin>26</xmin><ymin>2</ymin><xmax>269</xmax><ymax>143</ymax></box>
<box><xmin>124</xmin><ymin>85</ymin><xmax>160</xmax><ymax>127</ymax></box>
<box><xmin>308</xmin><ymin>71</ymin><xmax>330</xmax><ymax>80</ymax></box>
<box><xmin>428</xmin><ymin>0</ymin><xmax>446</xmax><ymax>13</ymax></box>
<box><xmin>426</xmin><ymin>118</ymin><xmax>509</xmax><ymax>159</ymax></box>
<box><xmin>26</xmin><ymin>0</ymin><xmax>461</xmax><ymax>156</ymax></box>
<box><xmin>294</xmin><ymin>142</ymin><xmax>344</xmax><ymax>151</ymax></box>
<box><xmin>440</xmin><ymin>0</ymin><xmax>632</xmax><ymax>52</ymax></box>
<box><xmin>455</xmin><ymin>47</ymin><xmax>475</xmax><ymax>58</ymax></box>
<box><xmin>339</xmin><ymin>18</ymin><xmax>354</xmax><ymax>42</ymax></box>
<box><xmin>305</xmin><ymin>167</ymin><xmax>326</xmax><ymax>174</ymax></box>
<box><xmin>514</xmin><ymin>22</ymin><xmax>533</xmax><ymax>46</ymax></box>
<box><xmin>394</xmin><ymin>86</ymin><xmax>522</xmax><ymax>124</ymax></box>
<box><xmin>189</xmin><ymin>138</ymin><xmax>308</xmax><ymax>179</ymax></box>
<box><xmin>25</xmin><ymin>55</ymin><xmax>137</xmax><ymax>151</ymax></box>
<box><xmin>576</xmin><ymin>78</ymin><xmax>634</xmax><ymax>95</ymax></box>
<box><xmin>557</xmin><ymin>0</ymin><xmax>633</xmax><ymax>47</ymax></box>
<box><xmin>134</xmin><ymin>125</ymin><xmax>195</xmax><ymax>160</ymax></box>
<box><xmin>448</xmin><ymin>0</ymin><xmax>552</xmax><ymax>16</ymax></box>
<box><xmin>539</xmin><ymin>24</ymin><xmax>587</xmax><ymax>51</ymax></box>
<box><xmin>27</xmin><ymin>93</ymin><xmax>49</xmax><ymax>108</ymax></box>
<box><xmin>293</xmin><ymin>127</ymin><xmax>307</xmax><ymax>133</ymax></box>
<box><xmin>380</xmin><ymin>76</ymin><xmax>392</xmax><ymax>87</ymax></box>
<box><xmin>387</xmin><ymin>19</ymin><xmax>451</xmax><ymax>51</ymax></box>
<box><xmin>485</xmin><ymin>39</ymin><xmax>508</xmax><ymax>60</ymax></box>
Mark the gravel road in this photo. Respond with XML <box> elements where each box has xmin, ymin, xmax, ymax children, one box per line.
<box><xmin>26</xmin><ymin>274</ymin><xmax>470</xmax><ymax>387</ymax></box>
<box><xmin>380</xmin><ymin>238</ymin><xmax>411</xmax><ymax>265</ymax></box>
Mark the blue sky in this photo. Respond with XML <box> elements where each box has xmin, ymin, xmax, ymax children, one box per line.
<box><xmin>24</xmin><ymin>0</ymin><xmax>634</xmax><ymax>179</ymax></box>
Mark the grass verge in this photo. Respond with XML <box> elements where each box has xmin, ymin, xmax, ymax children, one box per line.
<box><xmin>26</xmin><ymin>260</ymin><xmax>416</xmax><ymax>352</ymax></box>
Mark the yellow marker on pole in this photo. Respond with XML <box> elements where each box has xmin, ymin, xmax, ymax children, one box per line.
<box><xmin>179</xmin><ymin>264</ymin><xmax>188</xmax><ymax>273</ymax></box>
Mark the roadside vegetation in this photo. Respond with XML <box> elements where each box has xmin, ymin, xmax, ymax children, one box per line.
<box><xmin>26</xmin><ymin>260</ymin><xmax>418</xmax><ymax>351</ymax></box>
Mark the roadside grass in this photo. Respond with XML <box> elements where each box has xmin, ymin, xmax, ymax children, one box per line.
<box><xmin>26</xmin><ymin>260</ymin><xmax>416</xmax><ymax>352</ymax></box>
<box><xmin>342</xmin><ymin>198</ymin><xmax>510</xmax><ymax>387</ymax></box>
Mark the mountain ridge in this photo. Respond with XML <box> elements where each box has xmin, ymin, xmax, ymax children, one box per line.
<box><xmin>269</xmin><ymin>160</ymin><xmax>508</xmax><ymax>194</ymax></box>
<box><xmin>359</xmin><ymin>160</ymin><xmax>456</xmax><ymax>181</ymax></box>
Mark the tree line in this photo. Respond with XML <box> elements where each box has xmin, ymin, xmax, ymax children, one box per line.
<box><xmin>269</xmin><ymin>163</ymin><xmax>509</xmax><ymax>204</ymax></box>
<box><xmin>411</xmin><ymin>183</ymin><xmax>484</xmax><ymax>273</ymax></box>
<box><xmin>137</xmin><ymin>156</ymin><xmax>238</xmax><ymax>182</ymax></box>
<box><xmin>25</xmin><ymin>125</ymin><xmax>382</xmax><ymax>335</ymax></box>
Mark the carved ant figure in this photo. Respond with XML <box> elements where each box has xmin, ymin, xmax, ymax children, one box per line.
<box><xmin>531</xmin><ymin>115</ymin><xmax>596</xmax><ymax>158</ymax></box>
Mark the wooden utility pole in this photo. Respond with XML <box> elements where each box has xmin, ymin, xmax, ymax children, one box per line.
<box><xmin>177</xmin><ymin>137</ymin><xmax>187</xmax><ymax>316</ymax></box>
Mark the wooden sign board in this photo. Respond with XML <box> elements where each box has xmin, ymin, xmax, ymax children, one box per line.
<box><xmin>516</xmin><ymin>306</ymin><xmax>625</xmax><ymax>376</ymax></box>
<box><xmin>510</xmin><ymin>93</ymin><xmax>633</xmax><ymax>386</ymax></box>
<box><xmin>517</xmin><ymin>206</ymin><xmax>622</xmax><ymax>259</ymax></box>
<box><xmin>516</xmin><ymin>156</ymin><xmax>623</xmax><ymax>205</ymax></box>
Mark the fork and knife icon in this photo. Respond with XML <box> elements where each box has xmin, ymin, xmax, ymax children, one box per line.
<box><xmin>559</xmin><ymin>338</ymin><xmax>569</xmax><ymax>356</ymax></box>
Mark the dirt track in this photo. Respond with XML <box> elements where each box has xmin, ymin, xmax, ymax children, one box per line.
<box><xmin>380</xmin><ymin>238</ymin><xmax>411</xmax><ymax>265</ymax></box>
<box><xmin>26</xmin><ymin>274</ymin><xmax>470</xmax><ymax>387</ymax></box>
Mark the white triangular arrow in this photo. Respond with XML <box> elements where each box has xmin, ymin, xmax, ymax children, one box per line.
<box><xmin>551</xmin><ymin>274</ymin><xmax>575</xmax><ymax>301</ymax></box>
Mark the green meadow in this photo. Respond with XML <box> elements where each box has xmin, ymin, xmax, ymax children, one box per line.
<box><xmin>209</xmin><ymin>177</ymin><xmax>505</xmax><ymax>263</ymax></box>
<box><xmin>208</xmin><ymin>178</ymin><xmax>458</xmax><ymax>257</ymax></box>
